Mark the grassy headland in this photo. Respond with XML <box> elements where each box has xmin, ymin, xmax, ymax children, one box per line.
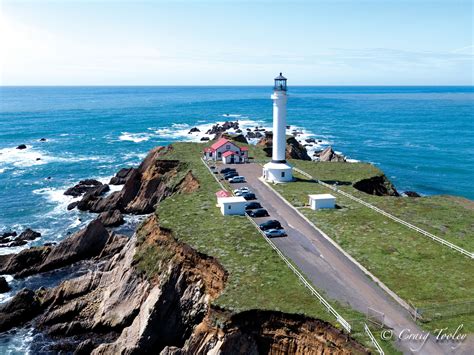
<box><xmin>273</xmin><ymin>159</ymin><xmax>474</xmax><ymax>332</ymax></box>
<box><xmin>138</xmin><ymin>142</ymin><xmax>399</xmax><ymax>354</ymax></box>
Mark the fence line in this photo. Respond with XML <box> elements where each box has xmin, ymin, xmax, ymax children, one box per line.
<box><xmin>200</xmin><ymin>158</ymin><xmax>227</xmax><ymax>191</ymax></box>
<box><xmin>293</xmin><ymin>167</ymin><xmax>473</xmax><ymax>259</ymax></box>
<box><xmin>364</xmin><ymin>324</ymin><xmax>384</xmax><ymax>355</ymax></box>
<box><xmin>245</xmin><ymin>215</ymin><xmax>352</xmax><ymax>333</ymax></box>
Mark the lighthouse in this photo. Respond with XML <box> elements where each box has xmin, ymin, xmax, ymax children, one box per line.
<box><xmin>263</xmin><ymin>73</ymin><xmax>293</xmax><ymax>183</ymax></box>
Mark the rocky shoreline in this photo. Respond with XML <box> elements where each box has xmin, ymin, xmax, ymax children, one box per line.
<box><xmin>0</xmin><ymin>144</ymin><xmax>369</xmax><ymax>354</ymax></box>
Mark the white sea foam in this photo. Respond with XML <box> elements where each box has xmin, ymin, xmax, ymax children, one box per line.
<box><xmin>119</xmin><ymin>132</ymin><xmax>152</xmax><ymax>143</ymax></box>
<box><xmin>0</xmin><ymin>146</ymin><xmax>47</xmax><ymax>168</ymax></box>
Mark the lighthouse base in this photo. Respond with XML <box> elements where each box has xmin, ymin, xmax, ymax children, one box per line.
<box><xmin>263</xmin><ymin>161</ymin><xmax>293</xmax><ymax>183</ymax></box>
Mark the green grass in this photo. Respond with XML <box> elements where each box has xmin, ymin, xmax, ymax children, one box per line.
<box><xmin>149</xmin><ymin>142</ymin><xmax>399</xmax><ymax>354</ymax></box>
<box><xmin>273</xmin><ymin>164</ymin><xmax>474</xmax><ymax>333</ymax></box>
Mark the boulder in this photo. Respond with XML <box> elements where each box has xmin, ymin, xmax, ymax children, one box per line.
<box><xmin>16</xmin><ymin>144</ymin><xmax>27</xmax><ymax>150</ymax></box>
<box><xmin>0</xmin><ymin>277</ymin><xmax>10</xmax><ymax>293</ymax></box>
<box><xmin>317</xmin><ymin>146</ymin><xmax>346</xmax><ymax>162</ymax></box>
<box><xmin>67</xmin><ymin>201</ymin><xmax>78</xmax><ymax>210</ymax></box>
<box><xmin>0</xmin><ymin>289</ymin><xmax>41</xmax><ymax>332</ymax></box>
<box><xmin>200</xmin><ymin>137</ymin><xmax>210</xmax><ymax>141</ymax></box>
<box><xmin>98</xmin><ymin>210</ymin><xmax>124</xmax><ymax>227</ymax></box>
<box><xmin>39</xmin><ymin>138</ymin><xmax>47</xmax><ymax>142</ymax></box>
<box><xmin>109</xmin><ymin>168</ymin><xmax>135</xmax><ymax>185</ymax></box>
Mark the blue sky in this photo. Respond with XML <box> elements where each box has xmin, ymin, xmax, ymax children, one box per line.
<box><xmin>1</xmin><ymin>0</ymin><xmax>472</xmax><ymax>85</ymax></box>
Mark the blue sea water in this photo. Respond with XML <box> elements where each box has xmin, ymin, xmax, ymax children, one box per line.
<box><xmin>1</xmin><ymin>86</ymin><xmax>473</xmax><ymax>248</ymax></box>
<box><xmin>0</xmin><ymin>85</ymin><xmax>473</xmax><ymax>351</ymax></box>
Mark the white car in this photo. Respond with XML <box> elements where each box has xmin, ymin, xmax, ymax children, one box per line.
<box><xmin>229</xmin><ymin>176</ymin><xmax>246</xmax><ymax>183</ymax></box>
<box><xmin>264</xmin><ymin>229</ymin><xmax>287</xmax><ymax>238</ymax></box>
<box><xmin>233</xmin><ymin>187</ymin><xmax>250</xmax><ymax>194</ymax></box>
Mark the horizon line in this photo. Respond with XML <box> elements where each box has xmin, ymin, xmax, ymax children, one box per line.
<box><xmin>1</xmin><ymin>84</ymin><xmax>473</xmax><ymax>88</ymax></box>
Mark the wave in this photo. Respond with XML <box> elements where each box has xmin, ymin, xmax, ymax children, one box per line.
<box><xmin>119</xmin><ymin>132</ymin><xmax>152</xmax><ymax>143</ymax></box>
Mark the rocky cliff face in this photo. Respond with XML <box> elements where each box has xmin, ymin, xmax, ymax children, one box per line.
<box><xmin>74</xmin><ymin>146</ymin><xmax>199</xmax><ymax>214</ymax></box>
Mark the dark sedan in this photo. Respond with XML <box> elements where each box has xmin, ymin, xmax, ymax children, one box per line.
<box><xmin>245</xmin><ymin>202</ymin><xmax>262</xmax><ymax>210</ymax></box>
<box><xmin>247</xmin><ymin>208</ymin><xmax>269</xmax><ymax>217</ymax></box>
<box><xmin>259</xmin><ymin>220</ymin><xmax>283</xmax><ymax>230</ymax></box>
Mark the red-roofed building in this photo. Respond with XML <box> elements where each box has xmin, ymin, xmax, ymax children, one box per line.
<box><xmin>203</xmin><ymin>138</ymin><xmax>248</xmax><ymax>164</ymax></box>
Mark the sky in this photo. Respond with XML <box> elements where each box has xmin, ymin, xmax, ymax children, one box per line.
<box><xmin>0</xmin><ymin>0</ymin><xmax>472</xmax><ymax>85</ymax></box>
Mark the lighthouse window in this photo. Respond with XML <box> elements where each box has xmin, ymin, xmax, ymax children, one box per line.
<box><xmin>226</xmin><ymin>145</ymin><xmax>230</xmax><ymax>149</ymax></box>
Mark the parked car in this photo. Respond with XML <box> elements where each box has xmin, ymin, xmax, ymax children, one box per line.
<box><xmin>220</xmin><ymin>167</ymin><xmax>236</xmax><ymax>174</ymax></box>
<box><xmin>245</xmin><ymin>202</ymin><xmax>262</xmax><ymax>210</ymax></box>
<box><xmin>209</xmin><ymin>166</ymin><xmax>216</xmax><ymax>170</ymax></box>
<box><xmin>233</xmin><ymin>187</ymin><xmax>250</xmax><ymax>194</ymax></box>
<box><xmin>264</xmin><ymin>229</ymin><xmax>287</xmax><ymax>238</ymax></box>
<box><xmin>247</xmin><ymin>208</ymin><xmax>269</xmax><ymax>217</ymax></box>
<box><xmin>224</xmin><ymin>172</ymin><xmax>239</xmax><ymax>180</ymax></box>
<box><xmin>241</xmin><ymin>192</ymin><xmax>256</xmax><ymax>200</ymax></box>
<box><xmin>229</xmin><ymin>176</ymin><xmax>246</xmax><ymax>183</ymax></box>
<box><xmin>259</xmin><ymin>220</ymin><xmax>283</xmax><ymax>230</ymax></box>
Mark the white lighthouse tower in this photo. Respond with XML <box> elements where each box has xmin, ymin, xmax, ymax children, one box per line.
<box><xmin>263</xmin><ymin>73</ymin><xmax>293</xmax><ymax>183</ymax></box>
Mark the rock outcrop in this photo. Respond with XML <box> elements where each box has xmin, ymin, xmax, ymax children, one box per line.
<box><xmin>98</xmin><ymin>209</ymin><xmax>125</xmax><ymax>227</ymax></box>
<box><xmin>2</xmin><ymin>214</ymin><xmax>366</xmax><ymax>354</ymax></box>
<box><xmin>0</xmin><ymin>277</ymin><xmax>10</xmax><ymax>293</ymax></box>
<box><xmin>0</xmin><ymin>228</ymin><xmax>41</xmax><ymax>247</ymax></box>
<box><xmin>0</xmin><ymin>220</ymin><xmax>111</xmax><ymax>278</ymax></box>
<box><xmin>315</xmin><ymin>146</ymin><xmax>346</xmax><ymax>162</ymax></box>
<box><xmin>257</xmin><ymin>133</ymin><xmax>311</xmax><ymax>161</ymax></box>
<box><xmin>0</xmin><ymin>289</ymin><xmax>41</xmax><ymax>332</ymax></box>
<box><xmin>75</xmin><ymin>146</ymin><xmax>199</xmax><ymax>214</ymax></box>
<box><xmin>353</xmin><ymin>175</ymin><xmax>400</xmax><ymax>197</ymax></box>
<box><xmin>109</xmin><ymin>168</ymin><xmax>135</xmax><ymax>185</ymax></box>
<box><xmin>64</xmin><ymin>179</ymin><xmax>107</xmax><ymax>197</ymax></box>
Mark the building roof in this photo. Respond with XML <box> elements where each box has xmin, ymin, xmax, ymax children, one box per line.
<box><xmin>215</xmin><ymin>190</ymin><xmax>232</xmax><ymax>198</ymax></box>
<box><xmin>203</xmin><ymin>147</ymin><xmax>215</xmax><ymax>153</ymax></box>
<box><xmin>211</xmin><ymin>138</ymin><xmax>232</xmax><ymax>150</ymax></box>
<box><xmin>240</xmin><ymin>146</ymin><xmax>249</xmax><ymax>151</ymax></box>
<box><xmin>222</xmin><ymin>151</ymin><xmax>237</xmax><ymax>157</ymax></box>
<box><xmin>308</xmin><ymin>194</ymin><xmax>336</xmax><ymax>200</ymax></box>
<box><xmin>219</xmin><ymin>196</ymin><xmax>247</xmax><ymax>203</ymax></box>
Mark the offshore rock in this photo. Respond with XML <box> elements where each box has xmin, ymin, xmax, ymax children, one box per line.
<box><xmin>64</xmin><ymin>179</ymin><xmax>105</xmax><ymax>197</ymax></box>
<box><xmin>16</xmin><ymin>144</ymin><xmax>27</xmax><ymax>150</ymax></box>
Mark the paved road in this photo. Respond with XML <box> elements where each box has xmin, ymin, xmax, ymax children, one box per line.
<box><xmin>225</xmin><ymin>163</ymin><xmax>471</xmax><ymax>355</ymax></box>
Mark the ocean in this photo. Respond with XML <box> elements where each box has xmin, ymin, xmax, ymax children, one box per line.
<box><xmin>0</xmin><ymin>85</ymin><xmax>472</xmax><ymax>351</ymax></box>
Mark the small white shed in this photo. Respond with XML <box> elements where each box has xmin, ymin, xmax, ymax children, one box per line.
<box><xmin>308</xmin><ymin>194</ymin><xmax>336</xmax><ymax>210</ymax></box>
<box><xmin>218</xmin><ymin>196</ymin><xmax>247</xmax><ymax>216</ymax></box>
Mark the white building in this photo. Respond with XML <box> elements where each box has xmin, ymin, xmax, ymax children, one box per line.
<box><xmin>203</xmin><ymin>138</ymin><xmax>248</xmax><ymax>163</ymax></box>
<box><xmin>217</xmin><ymin>196</ymin><xmax>247</xmax><ymax>215</ymax></box>
<box><xmin>308</xmin><ymin>194</ymin><xmax>336</xmax><ymax>210</ymax></box>
<box><xmin>263</xmin><ymin>73</ymin><xmax>293</xmax><ymax>183</ymax></box>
